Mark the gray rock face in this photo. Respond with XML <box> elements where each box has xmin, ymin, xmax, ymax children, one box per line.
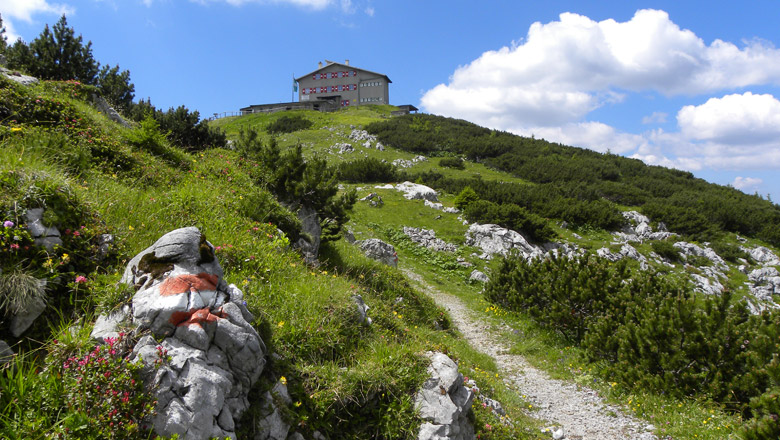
<box><xmin>358</xmin><ymin>238</ymin><xmax>398</xmax><ymax>267</ymax></box>
<box><xmin>352</xmin><ymin>294</ymin><xmax>373</xmax><ymax>325</ymax></box>
<box><xmin>691</xmin><ymin>273</ymin><xmax>725</xmax><ymax>296</ymax></box>
<box><xmin>465</xmin><ymin>223</ymin><xmax>541</xmax><ymax>260</ymax></box>
<box><xmin>10</xmin><ymin>291</ymin><xmax>46</xmax><ymax>337</ymax></box>
<box><xmin>254</xmin><ymin>382</ymin><xmax>293</xmax><ymax>440</ymax></box>
<box><xmin>393</xmin><ymin>156</ymin><xmax>428</xmax><ymax>169</ymax></box>
<box><xmin>396</xmin><ymin>181</ymin><xmax>438</xmax><ymax>202</ymax></box>
<box><xmin>295</xmin><ymin>205</ymin><xmax>322</xmax><ymax>265</ymax></box>
<box><xmin>742</xmin><ymin>246</ymin><xmax>780</xmax><ymax>266</ymax></box>
<box><xmin>673</xmin><ymin>242</ymin><xmax>728</xmax><ymax>270</ymax></box>
<box><xmin>415</xmin><ymin>352</ymin><xmax>475</xmax><ymax>440</ymax></box>
<box><xmin>90</xmin><ymin>304</ymin><xmax>131</xmax><ymax>341</ymax></box>
<box><xmin>404</xmin><ymin>227</ymin><xmax>458</xmax><ymax>253</ymax></box>
<box><xmin>91</xmin><ymin>94</ymin><xmax>131</xmax><ymax>127</ymax></box>
<box><xmin>25</xmin><ymin>208</ymin><xmax>62</xmax><ymax>251</ymax></box>
<box><xmin>1</xmin><ymin>67</ymin><xmax>39</xmax><ymax>86</ymax></box>
<box><xmin>748</xmin><ymin>267</ymin><xmax>780</xmax><ymax>301</ymax></box>
<box><xmin>469</xmin><ymin>270</ymin><xmax>489</xmax><ymax>283</ymax></box>
<box><xmin>123</xmin><ymin>227</ymin><xmax>266</xmax><ymax>440</ymax></box>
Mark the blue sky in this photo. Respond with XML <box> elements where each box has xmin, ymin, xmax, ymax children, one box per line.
<box><xmin>3</xmin><ymin>0</ymin><xmax>780</xmax><ymax>201</ymax></box>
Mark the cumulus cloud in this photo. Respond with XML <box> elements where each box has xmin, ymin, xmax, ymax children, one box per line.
<box><xmin>421</xmin><ymin>9</ymin><xmax>780</xmax><ymax>132</ymax></box>
<box><xmin>733</xmin><ymin>176</ymin><xmax>764</xmax><ymax>191</ymax></box>
<box><xmin>512</xmin><ymin>122</ymin><xmax>647</xmax><ymax>155</ymax></box>
<box><xmin>0</xmin><ymin>0</ymin><xmax>74</xmax><ymax>41</ymax></box>
<box><xmin>678</xmin><ymin>92</ymin><xmax>780</xmax><ymax>144</ymax></box>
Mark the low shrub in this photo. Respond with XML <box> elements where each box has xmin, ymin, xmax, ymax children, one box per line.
<box><xmin>337</xmin><ymin>157</ymin><xmax>398</xmax><ymax>183</ymax></box>
<box><xmin>650</xmin><ymin>240</ymin><xmax>680</xmax><ymax>262</ymax></box>
<box><xmin>438</xmin><ymin>157</ymin><xmax>464</xmax><ymax>170</ymax></box>
<box><xmin>485</xmin><ymin>253</ymin><xmax>780</xmax><ymax>422</ymax></box>
<box><xmin>463</xmin><ymin>200</ymin><xmax>556</xmax><ymax>243</ymax></box>
<box><xmin>266</xmin><ymin>114</ymin><xmax>313</xmax><ymax>134</ymax></box>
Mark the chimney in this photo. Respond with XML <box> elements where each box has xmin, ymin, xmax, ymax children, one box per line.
<box><xmin>345</xmin><ymin>59</ymin><xmax>350</xmax><ymax>66</ymax></box>
<box><xmin>318</xmin><ymin>61</ymin><xmax>323</xmax><ymax>68</ymax></box>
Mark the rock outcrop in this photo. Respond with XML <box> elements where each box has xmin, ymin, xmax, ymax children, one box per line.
<box><xmin>416</xmin><ymin>352</ymin><xmax>475</xmax><ymax>440</ymax></box>
<box><xmin>396</xmin><ymin>181</ymin><xmax>439</xmax><ymax>202</ymax></box>
<box><xmin>465</xmin><ymin>223</ymin><xmax>541</xmax><ymax>260</ymax></box>
<box><xmin>110</xmin><ymin>227</ymin><xmax>266</xmax><ymax>440</ymax></box>
<box><xmin>25</xmin><ymin>207</ymin><xmax>62</xmax><ymax>251</ymax></box>
<box><xmin>295</xmin><ymin>205</ymin><xmax>322</xmax><ymax>265</ymax></box>
<box><xmin>469</xmin><ymin>270</ymin><xmax>489</xmax><ymax>283</ymax></box>
<box><xmin>358</xmin><ymin>238</ymin><xmax>398</xmax><ymax>268</ymax></box>
<box><xmin>748</xmin><ymin>267</ymin><xmax>780</xmax><ymax>302</ymax></box>
<box><xmin>673</xmin><ymin>242</ymin><xmax>728</xmax><ymax>270</ymax></box>
<box><xmin>403</xmin><ymin>227</ymin><xmax>458</xmax><ymax>253</ymax></box>
<box><xmin>742</xmin><ymin>246</ymin><xmax>780</xmax><ymax>266</ymax></box>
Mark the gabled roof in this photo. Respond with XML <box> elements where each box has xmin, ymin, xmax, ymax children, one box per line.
<box><xmin>295</xmin><ymin>62</ymin><xmax>392</xmax><ymax>83</ymax></box>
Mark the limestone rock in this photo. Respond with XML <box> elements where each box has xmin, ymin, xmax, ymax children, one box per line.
<box><xmin>691</xmin><ymin>274</ymin><xmax>725</xmax><ymax>296</ymax></box>
<box><xmin>742</xmin><ymin>246</ymin><xmax>780</xmax><ymax>266</ymax></box>
<box><xmin>404</xmin><ymin>227</ymin><xmax>458</xmax><ymax>253</ymax></box>
<box><xmin>91</xmin><ymin>304</ymin><xmax>132</xmax><ymax>342</ymax></box>
<box><xmin>415</xmin><ymin>352</ymin><xmax>475</xmax><ymax>440</ymax></box>
<box><xmin>25</xmin><ymin>208</ymin><xmax>62</xmax><ymax>251</ymax></box>
<box><xmin>465</xmin><ymin>223</ymin><xmax>541</xmax><ymax>260</ymax></box>
<box><xmin>358</xmin><ymin>238</ymin><xmax>398</xmax><ymax>267</ymax></box>
<box><xmin>673</xmin><ymin>242</ymin><xmax>727</xmax><ymax>270</ymax></box>
<box><xmin>352</xmin><ymin>294</ymin><xmax>373</xmax><ymax>325</ymax></box>
<box><xmin>469</xmin><ymin>270</ymin><xmax>489</xmax><ymax>283</ymax></box>
<box><xmin>1</xmin><ymin>67</ymin><xmax>39</xmax><ymax>86</ymax></box>
<box><xmin>396</xmin><ymin>181</ymin><xmax>439</xmax><ymax>202</ymax></box>
<box><xmin>10</xmin><ymin>294</ymin><xmax>46</xmax><ymax>337</ymax></box>
<box><xmin>124</xmin><ymin>227</ymin><xmax>266</xmax><ymax>440</ymax></box>
<box><xmin>254</xmin><ymin>383</ymin><xmax>293</xmax><ymax>440</ymax></box>
<box><xmin>748</xmin><ymin>267</ymin><xmax>780</xmax><ymax>301</ymax></box>
<box><xmin>91</xmin><ymin>94</ymin><xmax>131</xmax><ymax>127</ymax></box>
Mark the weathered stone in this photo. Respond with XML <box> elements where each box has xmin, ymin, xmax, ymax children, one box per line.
<box><xmin>91</xmin><ymin>304</ymin><xmax>131</xmax><ymax>342</ymax></box>
<box><xmin>123</xmin><ymin>227</ymin><xmax>266</xmax><ymax>440</ymax></box>
<box><xmin>352</xmin><ymin>294</ymin><xmax>372</xmax><ymax>325</ymax></box>
<box><xmin>415</xmin><ymin>352</ymin><xmax>475</xmax><ymax>440</ymax></box>
<box><xmin>1</xmin><ymin>67</ymin><xmax>39</xmax><ymax>86</ymax></box>
<box><xmin>358</xmin><ymin>238</ymin><xmax>398</xmax><ymax>267</ymax></box>
<box><xmin>404</xmin><ymin>227</ymin><xmax>458</xmax><ymax>253</ymax></box>
<box><xmin>465</xmin><ymin>223</ymin><xmax>541</xmax><ymax>260</ymax></box>
<box><xmin>254</xmin><ymin>383</ymin><xmax>292</xmax><ymax>440</ymax></box>
<box><xmin>24</xmin><ymin>208</ymin><xmax>62</xmax><ymax>251</ymax></box>
<box><xmin>10</xmin><ymin>295</ymin><xmax>46</xmax><ymax>337</ymax></box>
<box><xmin>91</xmin><ymin>94</ymin><xmax>131</xmax><ymax>127</ymax></box>
<box><xmin>691</xmin><ymin>274</ymin><xmax>724</xmax><ymax>296</ymax></box>
<box><xmin>742</xmin><ymin>246</ymin><xmax>780</xmax><ymax>266</ymax></box>
<box><xmin>469</xmin><ymin>270</ymin><xmax>489</xmax><ymax>283</ymax></box>
<box><xmin>396</xmin><ymin>181</ymin><xmax>439</xmax><ymax>202</ymax></box>
<box><xmin>748</xmin><ymin>267</ymin><xmax>780</xmax><ymax>302</ymax></box>
<box><xmin>674</xmin><ymin>242</ymin><xmax>727</xmax><ymax>270</ymax></box>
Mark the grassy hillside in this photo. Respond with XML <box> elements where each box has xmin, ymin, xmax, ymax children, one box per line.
<box><xmin>0</xmin><ymin>78</ymin><xmax>550</xmax><ymax>439</ymax></box>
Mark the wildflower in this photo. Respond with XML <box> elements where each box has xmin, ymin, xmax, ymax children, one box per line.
<box><xmin>9</xmin><ymin>243</ymin><xmax>19</xmax><ymax>250</ymax></box>
<box><xmin>3</xmin><ymin>220</ymin><xmax>13</xmax><ymax>228</ymax></box>
<box><xmin>61</xmin><ymin>253</ymin><xmax>70</xmax><ymax>263</ymax></box>
<box><xmin>11</xmin><ymin>127</ymin><xmax>22</xmax><ymax>132</ymax></box>
<box><xmin>277</xmin><ymin>321</ymin><xmax>285</xmax><ymax>328</ymax></box>
<box><xmin>128</xmin><ymin>225</ymin><xmax>134</xmax><ymax>231</ymax></box>
<box><xmin>75</xmin><ymin>275</ymin><xmax>88</xmax><ymax>284</ymax></box>
<box><xmin>280</xmin><ymin>376</ymin><xmax>287</xmax><ymax>385</ymax></box>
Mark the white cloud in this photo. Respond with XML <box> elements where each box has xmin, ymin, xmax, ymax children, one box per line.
<box><xmin>678</xmin><ymin>92</ymin><xmax>780</xmax><ymax>144</ymax></box>
<box><xmin>364</xmin><ymin>6</ymin><xmax>374</xmax><ymax>16</ymax></box>
<box><xmin>421</xmin><ymin>9</ymin><xmax>780</xmax><ymax>132</ymax></box>
<box><xmin>642</xmin><ymin>111</ymin><xmax>667</xmax><ymax>124</ymax></box>
<box><xmin>513</xmin><ymin>121</ymin><xmax>646</xmax><ymax>155</ymax></box>
<box><xmin>733</xmin><ymin>176</ymin><xmax>764</xmax><ymax>192</ymax></box>
<box><xmin>0</xmin><ymin>0</ymin><xmax>74</xmax><ymax>41</ymax></box>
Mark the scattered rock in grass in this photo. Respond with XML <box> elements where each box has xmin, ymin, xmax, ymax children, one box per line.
<box><xmin>295</xmin><ymin>205</ymin><xmax>322</xmax><ymax>265</ymax></box>
<box><xmin>0</xmin><ymin>340</ymin><xmax>13</xmax><ymax>365</ymax></box>
<box><xmin>403</xmin><ymin>227</ymin><xmax>458</xmax><ymax>252</ymax></box>
<box><xmin>395</xmin><ymin>181</ymin><xmax>439</xmax><ymax>202</ymax></box>
<box><xmin>469</xmin><ymin>270</ymin><xmax>489</xmax><ymax>283</ymax></box>
<box><xmin>674</xmin><ymin>242</ymin><xmax>728</xmax><ymax>270</ymax></box>
<box><xmin>254</xmin><ymin>382</ymin><xmax>293</xmax><ymax>440</ymax></box>
<box><xmin>357</xmin><ymin>238</ymin><xmax>398</xmax><ymax>268</ymax></box>
<box><xmin>742</xmin><ymin>245</ymin><xmax>780</xmax><ymax>266</ymax></box>
<box><xmin>25</xmin><ymin>208</ymin><xmax>62</xmax><ymax>252</ymax></box>
<box><xmin>748</xmin><ymin>267</ymin><xmax>780</xmax><ymax>302</ymax></box>
<box><xmin>352</xmin><ymin>294</ymin><xmax>372</xmax><ymax>326</ymax></box>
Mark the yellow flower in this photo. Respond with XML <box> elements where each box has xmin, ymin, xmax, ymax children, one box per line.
<box><xmin>128</xmin><ymin>225</ymin><xmax>134</xmax><ymax>231</ymax></box>
<box><xmin>280</xmin><ymin>376</ymin><xmax>287</xmax><ymax>385</ymax></box>
<box><xmin>11</xmin><ymin>127</ymin><xmax>22</xmax><ymax>132</ymax></box>
<box><xmin>277</xmin><ymin>321</ymin><xmax>285</xmax><ymax>328</ymax></box>
<box><xmin>61</xmin><ymin>253</ymin><xmax>70</xmax><ymax>263</ymax></box>
<box><xmin>294</xmin><ymin>401</ymin><xmax>302</xmax><ymax>407</ymax></box>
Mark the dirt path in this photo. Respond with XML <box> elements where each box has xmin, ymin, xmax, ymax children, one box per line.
<box><xmin>403</xmin><ymin>269</ymin><xmax>656</xmax><ymax>440</ymax></box>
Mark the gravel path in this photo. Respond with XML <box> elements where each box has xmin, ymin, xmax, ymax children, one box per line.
<box><xmin>404</xmin><ymin>269</ymin><xmax>657</xmax><ymax>440</ymax></box>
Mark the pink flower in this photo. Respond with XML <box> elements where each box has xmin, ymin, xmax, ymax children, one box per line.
<box><xmin>3</xmin><ymin>220</ymin><xmax>13</xmax><ymax>228</ymax></box>
<box><xmin>9</xmin><ymin>243</ymin><xmax>19</xmax><ymax>250</ymax></box>
<box><xmin>75</xmin><ymin>275</ymin><xmax>88</xmax><ymax>284</ymax></box>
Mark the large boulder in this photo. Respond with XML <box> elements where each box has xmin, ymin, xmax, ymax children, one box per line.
<box><xmin>673</xmin><ymin>242</ymin><xmax>727</xmax><ymax>270</ymax></box>
<box><xmin>465</xmin><ymin>223</ymin><xmax>541</xmax><ymax>260</ymax></box>
<box><xmin>748</xmin><ymin>267</ymin><xmax>780</xmax><ymax>302</ymax></box>
<box><xmin>117</xmin><ymin>227</ymin><xmax>266</xmax><ymax>440</ymax></box>
<box><xmin>742</xmin><ymin>246</ymin><xmax>780</xmax><ymax>266</ymax></box>
<box><xmin>395</xmin><ymin>181</ymin><xmax>439</xmax><ymax>202</ymax></box>
<box><xmin>358</xmin><ymin>238</ymin><xmax>398</xmax><ymax>268</ymax></box>
<box><xmin>415</xmin><ymin>352</ymin><xmax>475</xmax><ymax>440</ymax></box>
